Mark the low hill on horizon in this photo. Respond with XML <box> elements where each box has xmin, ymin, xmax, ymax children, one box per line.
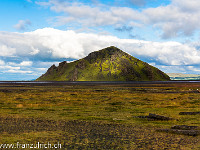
<box><xmin>167</xmin><ymin>73</ymin><xmax>200</xmax><ymax>80</ymax></box>
<box><xmin>36</xmin><ymin>46</ymin><xmax>170</xmax><ymax>81</ymax></box>
<box><xmin>167</xmin><ymin>73</ymin><xmax>200</xmax><ymax>77</ymax></box>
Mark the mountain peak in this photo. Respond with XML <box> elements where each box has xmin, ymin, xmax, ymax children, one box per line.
<box><xmin>96</xmin><ymin>46</ymin><xmax>122</xmax><ymax>52</ymax></box>
<box><xmin>36</xmin><ymin>47</ymin><xmax>170</xmax><ymax>81</ymax></box>
<box><xmin>101</xmin><ymin>46</ymin><xmax>122</xmax><ymax>53</ymax></box>
<box><xmin>84</xmin><ymin>46</ymin><xmax>127</xmax><ymax>64</ymax></box>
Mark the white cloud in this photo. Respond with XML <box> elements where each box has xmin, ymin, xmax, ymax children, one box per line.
<box><xmin>14</xmin><ymin>20</ymin><xmax>31</xmax><ymax>31</ymax></box>
<box><xmin>0</xmin><ymin>60</ymin><xmax>5</xmax><ymax>65</ymax></box>
<box><xmin>0</xmin><ymin>61</ymin><xmax>33</xmax><ymax>76</ymax></box>
<box><xmin>5</xmin><ymin>70</ymin><xmax>33</xmax><ymax>74</ymax></box>
<box><xmin>0</xmin><ymin>44</ymin><xmax>16</xmax><ymax>56</ymax></box>
<box><xmin>20</xmin><ymin>61</ymin><xmax>33</xmax><ymax>66</ymax></box>
<box><xmin>156</xmin><ymin>65</ymin><xmax>188</xmax><ymax>74</ymax></box>
<box><xmin>36</xmin><ymin>68</ymin><xmax>48</xmax><ymax>71</ymax></box>
<box><xmin>140</xmin><ymin>0</ymin><xmax>200</xmax><ymax>38</ymax></box>
<box><xmin>8</xmin><ymin>61</ymin><xmax>33</xmax><ymax>67</ymax></box>
<box><xmin>36</xmin><ymin>0</ymin><xmax>200</xmax><ymax>39</ymax></box>
<box><xmin>38</xmin><ymin>0</ymin><xmax>142</xmax><ymax>27</ymax></box>
<box><xmin>187</xmin><ymin>66</ymin><xmax>200</xmax><ymax>72</ymax></box>
<box><xmin>0</xmin><ymin>66</ymin><xmax>20</xmax><ymax>70</ymax></box>
<box><xmin>30</xmin><ymin>46</ymin><xmax>40</xmax><ymax>55</ymax></box>
<box><xmin>172</xmin><ymin>0</ymin><xmax>200</xmax><ymax>12</ymax></box>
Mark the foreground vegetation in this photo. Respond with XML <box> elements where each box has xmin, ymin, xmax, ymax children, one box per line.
<box><xmin>0</xmin><ymin>82</ymin><xmax>199</xmax><ymax>149</ymax></box>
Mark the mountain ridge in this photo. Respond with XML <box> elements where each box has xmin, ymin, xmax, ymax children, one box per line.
<box><xmin>36</xmin><ymin>46</ymin><xmax>170</xmax><ymax>81</ymax></box>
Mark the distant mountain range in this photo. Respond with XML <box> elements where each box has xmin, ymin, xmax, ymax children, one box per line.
<box><xmin>36</xmin><ymin>46</ymin><xmax>170</xmax><ymax>81</ymax></box>
<box><xmin>167</xmin><ymin>73</ymin><xmax>200</xmax><ymax>80</ymax></box>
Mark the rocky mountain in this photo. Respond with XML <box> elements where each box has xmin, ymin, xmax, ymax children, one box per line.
<box><xmin>36</xmin><ymin>46</ymin><xmax>170</xmax><ymax>81</ymax></box>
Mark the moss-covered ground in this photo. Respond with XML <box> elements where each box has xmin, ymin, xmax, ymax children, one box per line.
<box><xmin>0</xmin><ymin>82</ymin><xmax>199</xmax><ymax>149</ymax></box>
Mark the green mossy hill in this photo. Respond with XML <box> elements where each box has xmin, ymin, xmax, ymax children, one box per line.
<box><xmin>36</xmin><ymin>46</ymin><xmax>170</xmax><ymax>81</ymax></box>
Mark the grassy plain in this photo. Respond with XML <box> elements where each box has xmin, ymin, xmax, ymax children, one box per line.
<box><xmin>0</xmin><ymin>82</ymin><xmax>199</xmax><ymax>149</ymax></box>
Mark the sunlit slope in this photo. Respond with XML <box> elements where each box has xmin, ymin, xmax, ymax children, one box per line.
<box><xmin>36</xmin><ymin>46</ymin><xmax>170</xmax><ymax>81</ymax></box>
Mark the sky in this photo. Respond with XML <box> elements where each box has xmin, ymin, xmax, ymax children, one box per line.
<box><xmin>1</xmin><ymin>0</ymin><xmax>200</xmax><ymax>80</ymax></box>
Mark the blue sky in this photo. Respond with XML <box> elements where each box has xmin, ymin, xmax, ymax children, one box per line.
<box><xmin>1</xmin><ymin>0</ymin><xmax>200</xmax><ymax>80</ymax></box>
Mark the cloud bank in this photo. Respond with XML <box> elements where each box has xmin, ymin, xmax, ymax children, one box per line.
<box><xmin>1</xmin><ymin>28</ymin><xmax>199</xmax><ymax>65</ymax></box>
<box><xmin>1</xmin><ymin>28</ymin><xmax>200</xmax><ymax>80</ymax></box>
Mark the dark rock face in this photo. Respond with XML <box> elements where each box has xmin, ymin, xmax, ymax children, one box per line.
<box><xmin>36</xmin><ymin>46</ymin><xmax>170</xmax><ymax>81</ymax></box>
<box><xmin>57</xmin><ymin>61</ymin><xmax>67</xmax><ymax>74</ymax></box>
<box><xmin>84</xmin><ymin>46</ymin><xmax>122</xmax><ymax>64</ymax></box>
<box><xmin>59</xmin><ymin>61</ymin><xmax>67</xmax><ymax>67</ymax></box>
<box><xmin>47</xmin><ymin>64</ymin><xmax>57</xmax><ymax>72</ymax></box>
<box><xmin>76</xmin><ymin>60</ymin><xmax>86</xmax><ymax>70</ymax></box>
<box><xmin>58</xmin><ymin>61</ymin><xmax>67</xmax><ymax>69</ymax></box>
